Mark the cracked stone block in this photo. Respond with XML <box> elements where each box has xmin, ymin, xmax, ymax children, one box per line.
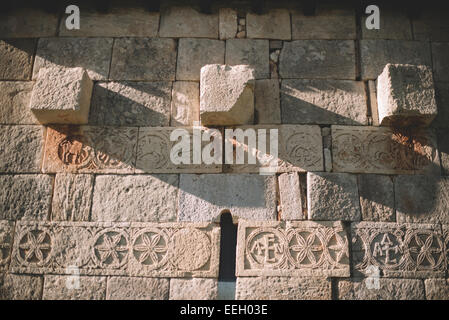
<box><xmin>178</xmin><ymin>174</ymin><xmax>277</xmax><ymax>222</ymax></box>
<box><xmin>43</xmin><ymin>275</ymin><xmax>106</xmax><ymax>300</ymax></box>
<box><xmin>30</xmin><ymin>67</ymin><xmax>93</xmax><ymax>125</ymax></box>
<box><xmin>361</xmin><ymin>8</ymin><xmax>412</xmax><ymax>40</ymax></box>
<box><xmin>307</xmin><ymin>172</ymin><xmax>361</xmax><ymax>221</ymax></box>
<box><xmin>281</xmin><ymin>79</ymin><xmax>367</xmax><ymax>125</ymax></box>
<box><xmin>395</xmin><ymin>175</ymin><xmax>449</xmax><ymax>224</ymax></box>
<box><xmin>0</xmin><ymin>39</ymin><xmax>36</xmax><ymax>80</ymax></box>
<box><xmin>110</xmin><ymin>38</ymin><xmax>176</xmax><ymax>81</ymax></box>
<box><xmin>278</xmin><ymin>173</ymin><xmax>305</xmax><ymax>220</ymax></box>
<box><xmin>159</xmin><ymin>6</ymin><xmax>218</xmax><ymax>38</ymax></box>
<box><xmin>200</xmin><ymin>64</ymin><xmax>255</xmax><ymax>125</ymax></box>
<box><xmin>413</xmin><ymin>10</ymin><xmax>449</xmax><ymax>41</ymax></box>
<box><xmin>219</xmin><ymin>8</ymin><xmax>237</xmax><ymax>40</ymax></box>
<box><xmin>236</xmin><ymin>220</ymin><xmax>350</xmax><ymax>277</ymax></box>
<box><xmin>358</xmin><ymin>174</ymin><xmax>394</xmax><ymax>222</ymax></box>
<box><xmin>169</xmin><ymin>278</ymin><xmax>218</xmax><ymax>300</ymax></box>
<box><xmin>0</xmin><ymin>8</ymin><xmax>58</xmax><ymax>38</ymax></box>
<box><xmin>0</xmin><ymin>81</ymin><xmax>37</xmax><ymax>124</ymax></box>
<box><xmin>246</xmin><ymin>9</ymin><xmax>291</xmax><ymax>40</ymax></box>
<box><xmin>338</xmin><ymin>278</ymin><xmax>425</xmax><ymax>300</ymax></box>
<box><xmin>280</xmin><ymin>40</ymin><xmax>356</xmax><ymax>79</ymax></box>
<box><xmin>377</xmin><ymin>64</ymin><xmax>437</xmax><ymax>127</ymax></box>
<box><xmin>33</xmin><ymin>38</ymin><xmax>113</xmax><ymax>81</ymax></box>
<box><xmin>0</xmin><ymin>125</ymin><xmax>45</xmax><ymax>173</ymax></box>
<box><xmin>92</xmin><ymin>174</ymin><xmax>178</xmax><ymax>222</ymax></box>
<box><xmin>0</xmin><ymin>221</ymin><xmax>14</xmax><ymax>272</ymax></box>
<box><xmin>107</xmin><ymin>277</ymin><xmax>169</xmax><ymax>300</ymax></box>
<box><xmin>255</xmin><ymin>79</ymin><xmax>280</xmax><ymax>124</ymax></box>
<box><xmin>360</xmin><ymin>40</ymin><xmax>431</xmax><ymax>80</ymax></box>
<box><xmin>177</xmin><ymin>38</ymin><xmax>225</xmax><ymax>81</ymax></box>
<box><xmin>0</xmin><ymin>274</ymin><xmax>43</xmax><ymax>300</ymax></box>
<box><xmin>52</xmin><ymin>173</ymin><xmax>94</xmax><ymax>222</ymax></box>
<box><xmin>89</xmin><ymin>81</ymin><xmax>171</xmax><ymax>126</ymax></box>
<box><xmin>432</xmin><ymin>42</ymin><xmax>449</xmax><ymax>82</ymax></box>
<box><xmin>225</xmin><ymin>39</ymin><xmax>269</xmax><ymax>79</ymax></box>
<box><xmin>236</xmin><ymin>277</ymin><xmax>331</xmax><ymax>300</ymax></box>
<box><xmin>171</xmin><ymin>81</ymin><xmax>200</xmax><ymax>126</ymax></box>
<box><xmin>425</xmin><ymin>279</ymin><xmax>449</xmax><ymax>300</ymax></box>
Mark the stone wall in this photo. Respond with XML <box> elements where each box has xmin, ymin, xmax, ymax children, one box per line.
<box><xmin>1</xmin><ymin>1</ymin><xmax>449</xmax><ymax>300</ymax></box>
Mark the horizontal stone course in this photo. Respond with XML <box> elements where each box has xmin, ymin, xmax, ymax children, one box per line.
<box><xmin>43</xmin><ymin>275</ymin><xmax>106</xmax><ymax>300</ymax></box>
<box><xmin>107</xmin><ymin>277</ymin><xmax>169</xmax><ymax>300</ymax></box>
<box><xmin>0</xmin><ymin>39</ymin><xmax>36</xmax><ymax>80</ymax></box>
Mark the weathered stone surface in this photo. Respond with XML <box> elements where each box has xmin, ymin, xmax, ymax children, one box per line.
<box><xmin>0</xmin><ymin>221</ymin><xmax>14</xmax><ymax>272</ymax></box>
<box><xmin>332</xmin><ymin>126</ymin><xmax>440</xmax><ymax>174</ymax></box>
<box><xmin>110</xmin><ymin>38</ymin><xmax>176</xmax><ymax>81</ymax></box>
<box><xmin>0</xmin><ymin>8</ymin><xmax>58</xmax><ymax>38</ymax></box>
<box><xmin>338</xmin><ymin>278</ymin><xmax>425</xmax><ymax>300</ymax></box>
<box><xmin>307</xmin><ymin>172</ymin><xmax>361</xmax><ymax>221</ymax></box>
<box><xmin>89</xmin><ymin>81</ymin><xmax>171</xmax><ymax>126</ymax></box>
<box><xmin>171</xmin><ymin>81</ymin><xmax>200</xmax><ymax>126</ymax></box>
<box><xmin>0</xmin><ymin>274</ymin><xmax>43</xmax><ymax>300</ymax></box>
<box><xmin>377</xmin><ymin>64</ymin><xmax>437</xmax><ymax>127</ymax></box>
<box><xmin>433</xmin><ymin>82</ymin><xmax>449</xmax><ymax>128</ymax></box>
<box><xmin>351</xmin><ymin>222</ymin><xmax>446</xmax><ymax>278</ymax></box>
<box><xmin>169</xmin><ymin>278</ymin><xmax>218</xmax><ymax>300</ymax></box>
<box><xmin>432</xmin><ymin>42</ymin><xmax>449</xmax><ymax>83</ymax></box>
<box><xmin>0</xmin><ymin>125</ymin><xmax>45</xmax><ymax>173</ymax></box>
<box><xmin>225</xmin><ymin>39</ymin><xmax>269</xmax><ymax>79</ymax></box>
<box><xmin>159</xmin><ymin>6</ymin><xmax>218</xmax><ymax>38</ymax></box>
<box><xmin>177</xmin><ymin>39</ymin><xmax>225</xmax><ymax>81</ymax></box>
<box><xmin>219</xmin><ymin>8</ymin><xmax>237</xmax><ymax>39</ymax></box>
<box><xmin>361</xmin><ymin>9</ymin><xmax>412</xmax><ymax>40</ymax></box>
<box><xmin>200</xmin><ymin>64</ymin><xmax>255</xmax><ymax>125</ymax></box>
<box><xmin>10</xmin><ymin>221</ymin><xmax>220</xmax><ymax>278</ymax></box>
<box><xmin>278</xmin><ymin>173</ymin><xmax>305</xmax><ymax>220</ymax></box>
<box><xmin>33</xmin><ymin>38</ymin><xmax>113</xmax><ymax>81</ymax></box>
<box><xmin>43</xmin><ymin>275</ymin><xmax>106</xmax><ymax>300</ymax></box>
<box><xmin>236</xmin><ymin>277</ymin><xmax>331</xmax><ymax>300</ymax></box>
<box><xmin>0</xmin><ymin>81</ymin><xmax>37</xmax><ymax>124</ymax></box>
<box><xmin>52</xmin><ymin>174</ymin><xmax>94</xmax><ymax>222</ymax></box>
<box><xmin>107</xmin><ymin>277</ymin><xmax>169</xmax><ymax>300</ymax></box>
<box><xmin>281</xmin><ymin>79</ymin><xmax>367</xmax><ymax>125</ymax></box>
<box><xmin>424</xmin><ymin>278</ymin><xmax>449</xmax><ymax>300</ymax></box>
<box><xmin>413</xmin><ymin>10</ymin><xmax>449</xmax><ymax>41</ymax></box>
<box><xmin>30</xmin><ymin>67</ymin><xmax>93</xmax><ymax>124</ymax></box>
<box><xmin>42</xmin><ymin>125</ymin><xmax>138</xmax><ymax>174</ymax></box>
<box><xmin>280</xmin><ymin>40</ymin><xmax>356</xmax><ymax>79</ymax></box>
<box><xmin>368</xmin><ymin>80</ymin><xmax>380</xmax><ymax>126</ymax></box>
<box><xmin>0</xmin><ymin>39</ymin><xmax>36</xmax><ymax>80</ymax></box>
<box><xmin>236</xmin><ymin>220</ymin><xmax>350</xmax><ymax>277</ymax></box>
<box><xmin>395</xmin><ymin>175</ymin><xmax>449</xmax><ymax>224</ymax></box>
<box><xmin>360</xmin><ymin>40</ymin><xmax>432</xmax><ymax>80</ymax></box>
<box><xmin>358</xmin><ymin>174</ymin><xmax>394</xmax><ymax>222</ymax></box>
<box><xmin>246</xmin><ymin>9</ymin><xmax>291</xmax><ymax>40</ymax></box>
<box><xmin>437</xmin><ymin>129</ymin><xmax>449</xmax><ymax>176</ymax></box>
<box><xmin>59</xmin><ymin>8</ymin><xmax>159</xmax><ymax>37</ymax></box>
<box><xmin>92</xmin><ymin>174</ymin><xmax>178</xmax><ymax>222</ymax></box>
<box><xmin>178</xmin><ymin>174</ymin><xmax>276</xmax><ymax>222</ymax></box>
<box><xmin>255</xmin><ymin>79</ymin><xmax>281</xmax><ymax>124</ymax></box>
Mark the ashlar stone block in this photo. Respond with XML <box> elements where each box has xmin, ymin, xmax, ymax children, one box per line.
<box><xmin>107</xmin><ymin>277</ymin><xmax>169</xmax><ymax>300</ymax></box>
<box><xmin>225</xmin><ymin>39</ymin><xmax>269</xmax><ymax>79</ymax></box>
<box><xmin>0</xmin><ymin>8</ymin><xmax>58</xmax><ymax>38</ymax></box>
<box><xmin>171</xmin><ymin>81</ymin><xmax>200</xmax><ymax>126</ymax></box>
<box><xmin>425</xmin><ymin>279</ymin><xmax>449</xmax><ymax>300</ymax></box>
<box><xmin>278</xmin><ymin>173</ymin><xmax>305</xmax><ymax>220</ymax></box>
<box><xmin>169</xmin><ymin>278</ymin><xmax>218</xmax><ymax>300</ymax></box>
<box><xmin>255</xmin><ymin>79</ymin><xmax>281</xmax><ymax>124</ymax></box>
<box><xmin>0</xmin><ymin>221</ymin><xmax>14</xmax><ymax>272</ymax></box>
<box><xmin>219</xmin><ymin>8</ymin><xmax>237</xmax><ymax>40</ymax></box>
<box><xmin>43</xmin><ymin>275</ymin><xmax>106</xmax><ymax>300</ymax></box>
<box><xmin>0</xmin><ymin>274</ymin><xmax>43</xmax><ymax>300</ymax></box>
<box><xmin>432</xmin><ymin>42</ymin><xmax>449</xmax><ymax>82</ymax></box>
<box><xmin>0</xmin><ymin>39</ymin><xmax>36</xmax><ymax>80</ymax></box>
<box><xmin>358</xmin><ymin>174</ymin><xmax>395</xmax><ymax>222</ymax></box>
<box><xmin>0</xmin><ymin>81</ymin><xmax>37</xmax><ymax>124</ymax></box>
<box><xmin>246</xmin><ymin>9</ymin><xmax>291</xmax><ymax>40</ymax></box>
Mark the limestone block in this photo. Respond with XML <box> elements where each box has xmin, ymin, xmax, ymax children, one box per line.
<box><xmin>361</xmin><ymin>9</ymin><xmax>412</xmax><ymax>40</ymax></box>
<box><xmin>331</xmin><ymin>125</ymin><xmax>440</xmax><ymax>174</ymax></box>
<box><xmin>0</xmin><ymin>221</ymin><xmax>14</xmax><ymax>272</ymax></box>
<box><xmin>236</xmin><ymin>277</ymin><xmax>331</xmax><ymax>300</ymax></box>
<box><xmin>278</xmin><ymin>173</ymin><xmax>305</xmax><ymax>220</ymax></box>
<box><xmin>377</xmin><ymin>64</ymin><xmax>437</xmax><ymax>127</ymax></box>
<box><xmin>159</xmin><ymin>6</ymin><xmax>218</xmax><ymax>38</ymax></box>
<box><xmin>246</xmin><ymin>9</ymin><xmax>291</xmax><ymax>40</ymax></box>
<box><xmin>169</xmin><ymin>278</ymin><xmax>218</xmax><ymax>300</ymax></box>
<box><xmin>200</xmin><ymin>64</ymin><xmax>255</xmax><ymax>125</ymax></box>
<box><xmin>91</xmin><ymin>174</ymin><xmax>178</xmax><ymax>222</ymax></box>
<box><xmin>351</xmin><ymin>222</ymin><xmax>446</xmax><ymax>278</ymax></box>
<box><xmin>225</xmin><ymin>39</ymin><xmax>269</xmax><ymax>79</ymax></box>
<box><xmin>432</xmin><ymin>42</ymin><xmax>449</xmax><ymax>82</ymax></box>
<box><xmin>52</xmin><ymin>173</ymin><xmax>94</xmax><ymax>222</ymax></box>
<box><xmin>413</xmin><ymin>10</ymin><xmax>449</xmax><ymax>41</ymax></box>
<box><xmin>358</xmin><ymin>174</ymin><xmax>394</xmax><ymax>222</ymax></box>
<box><xmin>360</xmin><ymin>40</ymin><xmax>431</xmax><ymax>80</ymax></box>
<box><xmin>395</xmin><ymin>175</ymin><xmax>449</xmax><ymax>224</ymax></box>
<box><xmin>30</xmin><ymin>67</ymin><xmax>93</xmax><ymax>124</ymax></box>
<box><xmin>219</xmin><ymin>8</ymin><xmax>237</xmax><ymax>39</ymax></box>
<box><xmin>177</xmin><ymin>39</ymin><xmax>225</xmax><ymax>81</ymax></box>
<box><xmin>170</xmin><ymin>81</ymin><xmax>200</xmax><ymax>126</ymax></box>
<box><xmin>280</xmin><ymin>40</ymin><xmax>356</xmax><ymax>79</ymax></box>
<box><xmin>33</xmin><ymin>38</ymin><xmax>113</xmax><ymax>81</ymax></box>
<box><xmin>0</xmin><ymin>81</ymin><xmax>37</xmax><ymax>124</ymax></box>
<box><xmin>236</xmin><ymin>220</ymin><xmax>350</xmax><ymax>277</ymax></box>
<box><xmin>42</xmin><ymin>125</ymin><xmax>138</xmax><ymax>174</ymax></box>
<box><xmin>307</xmin><ymin>172</ymin><xmax>361</xmax><ymax>221</ymax></box>
<box><xmin>338</xmin><ymin>278</ymin><xmax>425</xmax><ymax>300</ymax></box>
<box><xmin>425</xmin><ymin>279</ymin><xmax>449</xmax><ymax>300</ymax></box>
<box><xmin>43</xmin><ymin>275</ymin><xmax>106</xmax><ymax>300</ymax></box>
<box><xmin>178</xmin><ymin>174</ymin><xmax>276</xmax><ymax>222</ymax></box>
<box><xmin>10</xmin><ymin>221</ymin><xmax>220</xmax><ymax>278</ymax></box>
<box><xmin>0</xmin><ymin>274</ymin><xmax>43</xmax><ymax>300</ymax></box>
<box><xmin>255</xmin><ymin>79</ymin><xmax>281</xmax><ymax>124</ymax></box>
<box><xmin>89</xmin><ymin>81</ymin><xmax>171</xmax><ymax>126</ymax></box>
<box><xmin>280</xmin><ymin>79</ymin><xmax>367</xmax><ymax>125</ymax></box>
<box><xmin>433</xmin><ymin>82</ymin><xmax>449</xmax><ymax>128</ymax></box>
<box><xmin>110</xmin><ymin>38</ymin><xmax>176</xmax><ymax>81</ymax></box>
<box><xmin>0</xmin><ymin>125</ymin><xmax>45</xmax><ymax>173</ymax></box>
<box><xmin>0</xmin><ymin>8</ymin><xmax>58</xmax><ymax>38</ymax></box>
<box><xmin>0</xmin><ymin>39</ymin><xmax>36</xmax><ymax>80</ymax></box>
<box><xmin>107</xmin><ymin>277</ymin><xmax>169</xmax><ymax>300</ymax></box>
